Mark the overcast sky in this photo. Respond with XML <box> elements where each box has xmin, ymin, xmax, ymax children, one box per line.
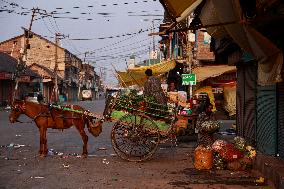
<box><xmin>0</xmin><ymin>0</ymin><xmax>164</xmax><ymax>86</ymax></box>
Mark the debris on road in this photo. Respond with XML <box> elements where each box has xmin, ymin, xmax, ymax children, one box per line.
<box><xmin>13</xmin><ymin>144</ymin><xmax>25</xmax><ymax>148</ymax></box>
<box><xmin>102</xmin><ymin>158</ymin><xmax>109</xmax><ymax>165</ymax></box>
<box><xmin>255</xmin><ymin>177</ymin><xmax>265</xmax><ymax>184</ymax></box>
<box><xmin>48</xmin><ymin>149</ymin><xmax>57</xmax><ymax>156</ymax></box>
<box><xmin>31</xmin><ymin>176</ymin><xmax>44</xmax><ymax>179</ymax></box>
<box><xmin>88</xmin><ymin>154</ymin><xmax>97</xmax><ymax>157</ymax></box>
<box><xmin>63</xmin><ymin>164</ymin><xmax>70</xmax><ymax>168</ymax></box>
<box><xmin>98</xmin><ymin>147</ymin><xmax>107</xmax><ymax>150</ymax></box>
<box><xmin>1</xmin><ymin>143</ymin><xmax>26</xmax><ymax>148</ymax></box>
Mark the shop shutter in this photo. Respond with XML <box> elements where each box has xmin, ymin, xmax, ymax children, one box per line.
<box><xmin>236</xmin><ymin>62</ymin><xmax>257</xmax><ymax>145</ymax></box>
<box><xmin>277</xmin><ymin>81</ymin><xmax>284</xmax><ymax>158</ymax></box>
<box><xmin>236</xmin><ymin>64</ymin><xmax>245</xmax><ymax>136</ymax></box>
<box><xmin>257</xmin><ymin>85</ymin><xmax>277</xmax><ymax>155</ymax></box>
<box><xmin>0</xmin><ymin>80</ymin><xmax>12</xmax><ymax>106</ymax></box>
<box><xmin>243</xmin><ymin>63</ymin><xmax>257</xmax><ymax>145</ymax></box>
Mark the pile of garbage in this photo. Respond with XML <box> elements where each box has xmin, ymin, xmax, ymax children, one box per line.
<box><xmin>194</xmin><ymin>136</ymin><xmax>257</xmax><ymax>171</ymax></box>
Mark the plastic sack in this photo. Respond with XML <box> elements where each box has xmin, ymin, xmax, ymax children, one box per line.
<box><xmin>201</xmin><ymin>120</ymin><xmax>220</xmax><ymax>133</ymax></box>
<box><xmin>227</xmin><ymin>157</ymin><xmax>253</xmax><ymax>171</ymax></box>
<box><xmin>219</xmin><ymin>143</ymin><xmax>244</xmax><ymax>162</ymax></box>
<box><xmin>194</xmin><ymin>145</ymin><xmax>213</xmax><ymax>170</ymax></box>
<box><xmin>212</xmin><ymin>140</ymin><xmax>227</xmax><ymax>152</ymax></box>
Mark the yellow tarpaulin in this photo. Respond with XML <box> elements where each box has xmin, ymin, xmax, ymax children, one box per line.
<box><xmin>193</xmin><ymin>65</ymin><xmax>236</xmax><ymax>82</ymax></box>
<box><xmin>223</xmin><ymin>85</ymin><xmax>236</xmax><ymax>116</ymax></box>
<box><xmin>117</xmin><ymin>60</ymin><xmax>176</xmax><ymax>87</ymax></box>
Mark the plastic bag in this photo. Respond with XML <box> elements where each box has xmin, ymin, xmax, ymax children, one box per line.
<box><xmin>212</xmin><ymin>140</ymin><xmax>227</xmax><ymax>152</ymax></box>
<box><xmin>219</xmin><ymin>143</ymin><xmax>243</xmax><ymax>162</ymax></box>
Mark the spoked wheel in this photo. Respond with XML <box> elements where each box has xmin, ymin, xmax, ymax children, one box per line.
<box><xmin>111</xmin><ymin>113</ymin><xmax>160</xmax><ymax>162</ymax></box>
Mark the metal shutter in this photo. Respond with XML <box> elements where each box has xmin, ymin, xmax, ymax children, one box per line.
<box><xmin>236</xmin><ymin>62</ymin><xmax>257</xmax><ymax>145</ymax></box>
<box><xmin>236</xmin><ymin>64</ymin><xmax>245</xmax><ymax>136</ymax></box>
<box><xmin>277</xmin><ymin>81</ymin><xmax>284</xmax><ymax>158</ymax></box>
<box><xmin>257</xmin><ymin>85</ymin><xmax>277</xmax><ymax>155</ymax></box>
<box><xmin>243</xmin><ymin>63</ymin><xmax>257</xmax><ymax>145</ymax></box>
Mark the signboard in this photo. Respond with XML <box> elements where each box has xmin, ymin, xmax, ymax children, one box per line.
<box><xmin>19</xmin><ymin>76</ymin><xmax>30</xmax><ymax>82</ymax></box>
<box><xmin>0</xmin><ymin>72</ymin><xmax>5</xmax><ymax>79</ymax></box>
<box><xmin>0</xmin><ymin>72</ymin><xmax>12</xmax><ymax>80</ymax></box>
<box><xmin>181</xmin><ymin>74</ymin><xmax>196</xmax><ymax>85</ymax></box>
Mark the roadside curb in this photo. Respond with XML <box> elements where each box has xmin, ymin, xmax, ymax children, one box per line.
<box><xmin>254</xmin><ymin>154</ymin><xmax>284</xmax><ymax>189</ymax></box>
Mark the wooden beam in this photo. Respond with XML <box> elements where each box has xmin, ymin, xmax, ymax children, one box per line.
<box><xmin>148</xmin><ymin>22</ymin><xmax>177</xmax><ymax>36</ymax></box>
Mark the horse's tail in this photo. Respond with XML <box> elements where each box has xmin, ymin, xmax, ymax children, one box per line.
<box><xmin>86</xmin><ymin>118</ymin><xmax>103</xmax><ymax>137</ymax></box>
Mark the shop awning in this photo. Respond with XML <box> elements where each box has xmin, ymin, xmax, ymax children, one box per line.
<box><xmin>160</xmin><ymin>0</ymin><xmax>203</xmax><ymax>22</ymax></box>
<box><xmin>199</xmin><ymin>0</ymin><xmax>283</xmax><ymax>85</ymax></box>
<box><xmin>193</xmin><ymin>65</ymin><xmax>236</xmax><ymax>82</ymax></box>
<box><xmin>116</xmin><ymin>60</ymin><xmax>176</xmax><ymax>87</ymax></box>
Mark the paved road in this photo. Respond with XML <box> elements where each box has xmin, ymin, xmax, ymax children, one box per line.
<box><xmin>0</xmin><ymin>100</ymin><xmax>275</xmax><ymax>189</ymax></box>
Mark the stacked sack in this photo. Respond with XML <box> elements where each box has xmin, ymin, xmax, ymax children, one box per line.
<box><xmin>200</xmin><ymin>120</ymin><xmax>220</xmax><ymax>133</ymax></box>
<box><xmin>194</xmin><ymin>136</ymin><xmax>257</xmax><ymax>171</ymax></box>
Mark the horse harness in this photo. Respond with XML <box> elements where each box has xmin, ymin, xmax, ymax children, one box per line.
<box><xmin>48</xmin><ymin>104</ymin><xmax>85</xmax><ymax>128</ymax></box>
<box><xmin>14</xmin><ymin>102</ymin><xmax>84</xmax><ymax>127</ymax></box>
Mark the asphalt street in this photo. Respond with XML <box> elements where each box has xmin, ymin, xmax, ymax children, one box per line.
<box><xmin>0</xmin><ymin>99</ymin><xmax>275</xmax><ymax>189</ymax></box>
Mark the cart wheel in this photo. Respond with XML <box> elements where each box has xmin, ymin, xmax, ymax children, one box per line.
<box><xmin>111</xmin><ymin>113</ymin><xmax>160</xmax><ymax>162</ymax></box>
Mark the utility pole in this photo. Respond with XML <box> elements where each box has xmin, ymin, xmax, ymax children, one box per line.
<box><xmin>52</xmin><ymin>33</ymin><xmax>65</xmax><ymax>103</ymax></box>
<box><xmin>83</xmin><ymin>51</ymin><xmax>89</xmax><ymax>63</ymax></box>
<box><xmin>22</xmin><ymin>8</ymin><xmax>37</xmax><ymax>62</ymax></box>
<box><xmin>13</xmin><ymin>8</ymin><xmax>37</xmax><ymax>101</ymax></box>
<box><xmin>152</xmin><ymin>20</ymin><xmax>155</xmax><ymax>51</ymax></box>
<box><xmin>187</xmin><ymin>16</ymin><xmax>195</xmax><ymax>99</ymax></box>
<box><xmin>53</xmin><ymin>33</ymin><xmax>59</xmax><ymax>103</ymax></box>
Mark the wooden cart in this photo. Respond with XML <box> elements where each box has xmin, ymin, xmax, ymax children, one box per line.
<box><xmin>103</xmin><ymin>89</ymin><xmax>179</xmax><ymax>162</ymax></box>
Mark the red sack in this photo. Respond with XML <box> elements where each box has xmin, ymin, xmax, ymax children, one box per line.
<box><xmin>219</xmin><ymin>143</ymin><xmax>243</xmax><ymax>162</ymax></box>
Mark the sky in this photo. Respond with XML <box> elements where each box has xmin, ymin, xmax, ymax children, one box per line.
<box><xmin>0</xmin><ymin>0</ymin><xmax>164</xmax><ymax>87</ymax></box>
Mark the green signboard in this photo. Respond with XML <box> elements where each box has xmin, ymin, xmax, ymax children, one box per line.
<box><xmin>181</xmin><ymin>74</ymin><xmax>196</xmax><ymax>85</ymax></box>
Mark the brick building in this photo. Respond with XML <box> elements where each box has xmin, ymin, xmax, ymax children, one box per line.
<box><xmin>0</xmin><ymin>52</ymin><xmax>39</xmax><ymax>106</ymax></box>
<box><xmin>195</xmin><ymin>30</ymin><xmax>215</xmax><ymax>63</ymax></box>
<box><xmin>0</xmin><ymin>29</ymin><xmax>83</xmax><ymax>102</ymax></box>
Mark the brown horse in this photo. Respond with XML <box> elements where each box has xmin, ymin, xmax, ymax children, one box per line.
<box><xmin>9</xmin><ymin>99</ymin><xmax>103</xmax><ymax>157</ymax></box>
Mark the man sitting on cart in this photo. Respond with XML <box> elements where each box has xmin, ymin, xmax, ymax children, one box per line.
<box><xmin>143</xmin><ymin>69</ymin><xmax>167</xmax><ymax>104</ymax></box>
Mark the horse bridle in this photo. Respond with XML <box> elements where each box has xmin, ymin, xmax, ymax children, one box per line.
<box><xmin>11</xmin><ymin>101</ymin><xmax>31</xmax><ymax>123</ymax></box>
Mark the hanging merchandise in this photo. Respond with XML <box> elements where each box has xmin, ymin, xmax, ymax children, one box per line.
<box><xmin>188</xmin><ymin>32</ymin><xmax>196</xmax><ymax>42</ymax></box>
<box><xmin>203</xmin><ymin>32</ymin><xmax>211</xmax><ymax>44</ymax></box>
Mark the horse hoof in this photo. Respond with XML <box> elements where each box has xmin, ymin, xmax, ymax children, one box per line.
<box><xmin>81</xmin><ymin>154</ymin><xmax>88</xmax><ymax>158</ymax></box>
<box><xmin>39</xmin><ymin>154</ymin><xmax>46</xmax><ymax>158</ymax></box>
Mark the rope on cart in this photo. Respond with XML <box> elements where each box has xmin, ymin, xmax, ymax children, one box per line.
<box><xmin>51</xmin><ymin>104</ymin><xmax>103</xmax><ymax>119</ymax></box>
